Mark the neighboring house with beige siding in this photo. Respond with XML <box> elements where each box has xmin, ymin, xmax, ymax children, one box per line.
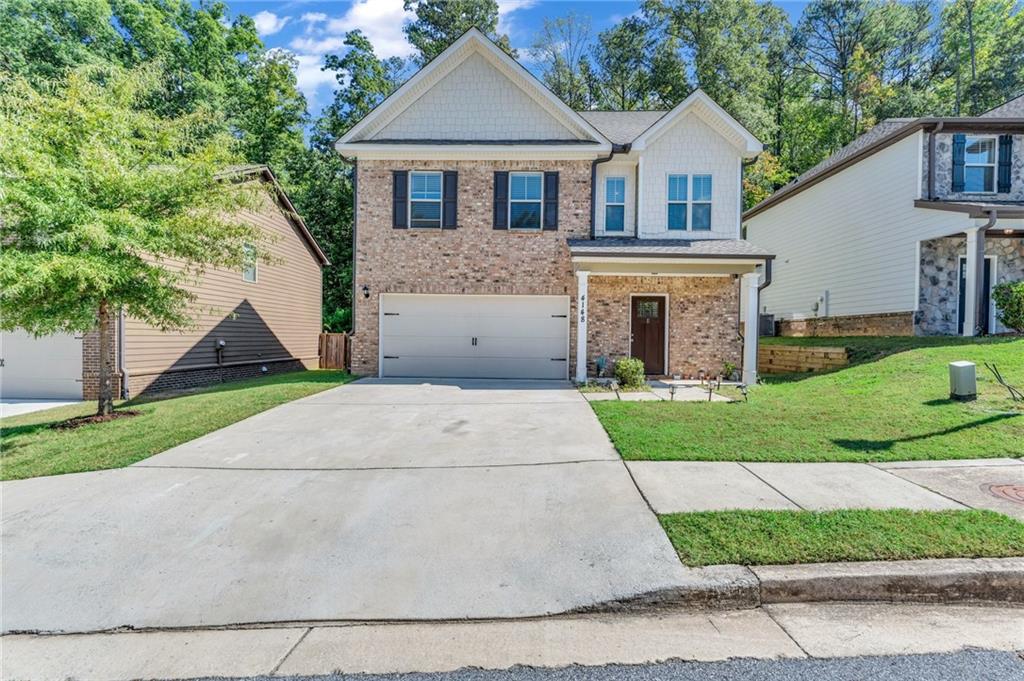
<box><xmin>744</xmin><ymin>94</ymin><xmax>1024</xmax><ymax>337</ymax></box>
<box><xmin>1</xmin><ymin>166</ymin><xmax>328</xmax><ymax>400</ymax></box>
<box><xmin>336</xmin><ymin>29</ymin><xmax>772</xmax><ymax>385</ymax></box>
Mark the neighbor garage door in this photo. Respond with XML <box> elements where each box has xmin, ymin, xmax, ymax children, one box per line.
<box><xmin>380</xmin><ymin>294</ymin><xmax>569</xmax><ymax>379</ymax></box>
<box><xmin>1</xmin><ymin>330</ymin><xmax>84</xmax><ymax>399</ymax></box>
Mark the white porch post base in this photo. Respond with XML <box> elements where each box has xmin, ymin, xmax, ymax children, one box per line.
<box><xmin>575</xmin><ymin>271</ymin><xmax>589</xmax><ymax>383</ymax></box>
<box><xmin>742</xmin><ymin>272</ymin><xmax>760</xmax><ymax>385</ymax></box>
<box><xmin>962</xmin><ymin>227</ymin><xmax>985</xmax><ymax>336</ymax></box>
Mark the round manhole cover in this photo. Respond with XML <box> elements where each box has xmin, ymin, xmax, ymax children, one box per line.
<box><xmin>984</xmin><ymin>484</ymin><xmax>1024</xmax><ymax>505</ymax></box>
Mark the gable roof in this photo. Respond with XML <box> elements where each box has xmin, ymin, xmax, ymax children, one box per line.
<box><xmin>336</xmin><ymin>28</ymin><xmax>610</xmax><ymax>152</ymax></box>
<box><xmin>577</xmin><ymin>111</ymin><xmax>668</xmax><ymax>146</ymax></box>
<box><xmin>219</xmin><ymin>165</ymin><xmax>329</xmax><ymax>266</ymax></box>
<box><xmin>630</xmin><ymin>90</ymin><xmax>762</xmax><ymax>156</ymax></box>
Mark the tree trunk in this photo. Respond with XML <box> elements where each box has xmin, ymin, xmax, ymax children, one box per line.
<box><xmin>966</xmin><ymin>0</ymin><xmax>977</xmax><ymax>115</ymax></box>
<box><xmin>96</xmin><ymin>299</ymin><xmax>114</xmax><ymax>416</ymax></box>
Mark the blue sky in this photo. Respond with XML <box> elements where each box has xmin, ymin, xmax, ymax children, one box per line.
<box><xmin>223</xmin><ymin>1</ymin><xmax>808</xmax><ymax>117</ymax></box>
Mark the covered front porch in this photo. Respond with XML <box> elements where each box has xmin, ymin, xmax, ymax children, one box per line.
<box><xmin>568</xmin><ymin>239</ymin><xmax>773</xmax><ymax>385</ymax></box>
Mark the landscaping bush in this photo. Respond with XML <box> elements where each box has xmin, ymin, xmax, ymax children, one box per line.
<box><xmin>993</xmin><ymin>281</ymin><xmax>1024</xmax><ymax>333</ymax></box>
<box><xmin>614</xmin><ymin>357</ymin><xmax>646</xmax><ymax>388</ymax></box>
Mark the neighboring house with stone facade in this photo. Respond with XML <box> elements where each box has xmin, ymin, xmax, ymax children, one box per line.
<box><xmin>336</xmin><ymin>29</ymin><xmax>772</xmax><ymax>385</ymax></box>
<box><xmin>1</xmin><ymin>166</ymin><xmax>328</xmax><ymax>400</ymax></box>
<box><xmin>744</xmin><ymin>93</ymin><xmax>1024</xmax><ymax>337</ymax></box>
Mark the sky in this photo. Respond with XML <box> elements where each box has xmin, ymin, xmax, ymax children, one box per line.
<box><xmin>222</xmin><ymin>0</ymin><xmax>808</xmax><ymax>118</ymax></box>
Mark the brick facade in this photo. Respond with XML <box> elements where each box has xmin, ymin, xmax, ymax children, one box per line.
<box><xmin>81</xmin><ymin>317</ymin><xmax>120</xmax><ymax>401</ymax></box>
<box><xmin>586</xmin><ymin>275</ymin><xmax>742</xmax><ymax>378</ymax></box>
<box><xmin>127</xmin><ymin>358</ymin><xmax>313</xmax><ymax>396</ymax></box>
<box><xmin>352</xmin><ymin>158</ymin><xmax>592</xmax><ymax>376</ymax></box>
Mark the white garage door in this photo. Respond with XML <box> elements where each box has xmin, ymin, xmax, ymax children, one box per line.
<box><xmin>1</xmin><ymin>330</ymin><xmax>84</xmax><ymax>399</ymax></box>
<box><xmin>380</xmin><ymin>294</ymin><xmax>569</xmax><ymax>380</ymax></box>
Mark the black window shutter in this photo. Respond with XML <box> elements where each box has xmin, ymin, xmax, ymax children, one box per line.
<box><xmin>442</xmin><ymin>171</ymin><xmax>458</xmax><ymax>228</ymax></box>
<box><xmin>543</xmin><ymin>171</ymin><xmax>559</xmax><ymax>230</ymax></box>
<box><xmin>951</xmin><ymin>134</ymin><xmax>966</xmax><ymax>193</ymax></box>
<box><xmin>997</xmin><ymin>134</ymin><xmax>1013</xmax><ymax>193</ymax></box>
<box><xmin>493</xmin><ymin>171</ymin><xmax>509</xmax><ymax>229</ymax></box>
<box><xmin>392</xmin><ymin>171</ymin><xmax>408</xmax><ymax>228</ymax></box>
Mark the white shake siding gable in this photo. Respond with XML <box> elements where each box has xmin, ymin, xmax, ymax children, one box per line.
<box><xmin>371</xmin><ymin>52</ymin><xmax>579</xmax><ymax>141</ymax></box>
<box><xmin>594</xmin><ymin>161</ymin><xmax>637</xmax><ymax>236</ymax></box>
<box><xmin>638</xmin><ymin>113</ymin><xmax>742</xmax><ymax>239</ymax></box>
<box><xmin>744</xmin><ymin>131</ymin><xmax>980</xmax><ymax>320</ymax></box>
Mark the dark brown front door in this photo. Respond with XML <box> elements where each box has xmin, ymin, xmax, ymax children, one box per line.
<box><xmin>631</xmin><ymin>296</ymin><xmax>665</xmax><ymax>375</ymax></box>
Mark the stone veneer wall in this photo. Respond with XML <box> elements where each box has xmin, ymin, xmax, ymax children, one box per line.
<box><xmin>586</xmin><ymin>275</ymin><xmax>741</xmax><ymax>378</ymax></box>
<box><xmin>917</xmin><ymin>236</ymin><xmax>1024</xmax><ymax>335</ymax></box>
<box><xmin>777</xmin><ymin>312</ymin><xmax>915</xmax><ymax>337</ymax></box>
<box><xmin>351</xmin><ymin>158</ymin><xmax>592</xmax><ymax>377</ymax></box>
<box><xmin>926</xmin><ymin>133</ymin><xmax>1024</xmax><ymax>201</ymax></box>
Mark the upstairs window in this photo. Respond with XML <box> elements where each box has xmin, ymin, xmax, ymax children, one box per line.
<box><xmin>509</xmin><ymin>172</ymin><xmax>543</xmax><ymax>229</ymax></box>
<box><xmin>691</xmin><ymin>175</ymin><xmax>712</xmax><ymax>230</ymax></box>
<box><xmin>964</xmin><ymin>136</ymin><xmax>997</xmax><ymax>193</ymax></box>
<box><xmin>242</xmin><ymin>244</ymin><xmax>257</xmax><ymax>283</ymax></box>
<box><xmin>667</xmin><ymin>174</ymin><xmax>687</xmax><ymax>230</ymax></box>
<box><xmin>409</xmin><ymin>171</ymin><xmax>443</xmax><ymax>228</ymax></box>
<box><xmin>605</xmin><ymin>176</ymin><xmax>625</xmax><ymax>231</ymax></box>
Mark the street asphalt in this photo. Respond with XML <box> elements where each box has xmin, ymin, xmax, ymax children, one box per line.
<box><xmin>188</xmin><ymin>650</ymin><xmax>1024</xmax><ymax>681</ymax></box>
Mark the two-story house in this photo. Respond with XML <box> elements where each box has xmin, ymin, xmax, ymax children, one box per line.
<box><xmin>744</xmin><ymin>94</ymin><xmax>1024</xmax><ymax>337</ymax></box>
<box><xmin>336</xmin><ymin>29</ymin><xmax>771</xmax><ymax>384</ymax></box>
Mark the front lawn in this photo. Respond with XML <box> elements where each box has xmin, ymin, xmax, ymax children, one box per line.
<box><xmin>760</xmin><ymin>334</ymin><xmax>1013</xmax><ymax>369</ymax></box>
<box><xmin>0</xmin><ymin>370</ymin><xmax>354</xmax><ymax>480</ymax></box>
<box><xmin>593</xmin><ymin>337</ymin><xmax>1023</xmax><ymax>462</ymax></box>
<box><xmin>660</xmin><ymin>509</ymin><xmax>1024</xmax><ymax>567</ymax></box>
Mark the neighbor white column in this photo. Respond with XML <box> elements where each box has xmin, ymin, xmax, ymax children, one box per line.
<box><xmin>962</xmin><ymin>227</ymin><xmax>985</xmax><ymax>336</ymax></box>
<box><xmin>575</xmin><ymin>270</ymin><xmax>590</xmax><ymax>383</ymax></box>
<box><xmin>742</xmin><ymin>272</ymin><xmax>760</xmax><ymax>386</ymax></box>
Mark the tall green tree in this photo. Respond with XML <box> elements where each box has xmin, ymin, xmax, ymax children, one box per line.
<box><xmin>530</xmin><ymin>12</ymin><xmax>594</xmax><ymax>110</ymax></box>
<box><xmin>0</xmin><ymin>65</ymin><xmax>268</xmax><ymax>415</ymax></box>
<box><xmin>591</xmin><ymin>17</ymin><xmax>658</xmax><ymax>110</ymax></box>
<box><xmin>231</xmin><ymin>50</ymin><xmax>308</xmax><ymax>170</ymax></box>
<box><xmin>403</xmin><ymin>0</ymin><xmax>514</xmax><ymax>65</ymax></box>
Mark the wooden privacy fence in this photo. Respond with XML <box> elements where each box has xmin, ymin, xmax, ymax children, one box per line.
<box><xmin>758</xmin><ymin>345</ymin><xmax>848</xmax><ymax>374</ymax></box>
<box><xmin>319</xmin><ymin>332</ymin><xmax>351</xmax><ymax>370</ymax></box>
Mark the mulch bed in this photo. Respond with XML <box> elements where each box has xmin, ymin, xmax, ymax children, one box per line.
<box><xmin>51</xmin><ymin>410</ymin><xmax>141</xmax><ymax>430</ymax></box>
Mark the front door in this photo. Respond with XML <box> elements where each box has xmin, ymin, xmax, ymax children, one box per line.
<box><xmin>958</xmin><ymin>257</ymin><xmax>994</xmax><ymax>335</ymax></box>
<box><xmin>630</xmin><ymin>296</ymin><xmax>666</xmax><ymax>375</ymax></box>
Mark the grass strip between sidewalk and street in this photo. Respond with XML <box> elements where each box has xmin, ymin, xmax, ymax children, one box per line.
<box><xmin>0</xmin><ymin>370</ymin><xmax>354</xmax><ymax>481</ymax></box>
<box><xmin>659</xmin><ymin>509</ymin><xmax>1024</xmax><ymax>567</ymax></box>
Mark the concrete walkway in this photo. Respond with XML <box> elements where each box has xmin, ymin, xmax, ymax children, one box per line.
<box><xmin>1</xmin><ymin>379</ymin><xmax>689</xmax><ymax>634</ymax></box>
<box><xmin>627</xmin><ymin>458</ymin><xmax>1024</xmax><ymax>517</ymax></box>
<box><xmin>0</xmin><ymin>398</ymin><xmax>82</xmax><ymax>418</ymax></box>
<box><xmin>4</xmin><ymin>602</ymin><xmax>1021</xmax><ymax>680</ymax></box>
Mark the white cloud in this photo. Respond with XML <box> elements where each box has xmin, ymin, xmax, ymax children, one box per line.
<box><xmin>301</xmin><ymin>12</ymin><xmax>328</xmax><ymax>26</ymax></box>
<box><xmin>289</xmin><ymin>35</ymin><xmax>348</xmax><ymax>55</ymax></box>
<box><xmin>496</xmin><ymin>0</ymin><xmax>538</xmax><ymax>36</ymax></box>
<box><xmin>323</xmin><ymin>0</ymin><xmax>415</xmax><ymax>59</ymax></box>
<box><xmin>252</xmin><ymin>10</ymin><xmax>290</xmax><ymax>37</ymax></box>
<box><xmin>290</xmin><ymin>53</ymin><xmax>338</xmax><ymax>109</ymax></box>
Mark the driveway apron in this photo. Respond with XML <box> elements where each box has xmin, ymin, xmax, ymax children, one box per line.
<box><xmin>1</xmin><ymin>379</ymin><xmax>687</xmax><ymax>633</ymax></box>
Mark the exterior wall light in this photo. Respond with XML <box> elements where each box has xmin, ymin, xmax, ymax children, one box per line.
<box><xmin>362</xmin><ymin>285</ymin><xmax>370</xmax><ymax>299</ymax></box>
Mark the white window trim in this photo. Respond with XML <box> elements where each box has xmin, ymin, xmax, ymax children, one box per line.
<box><xmin>604</xmin><ymin>176</ymin><xmax>626</xmax><ymax>232</ymax></box>
<box><xmin>691</xmin><ymin>174</ymin><xmax>713</xmax><ymax>231</ymax></box>
<box><xmin>963</xmin><ymin>135</ymin><xmax>998</xmax><ymax>194</ymax></box>
<box><xmin>408</xmin><ymin>170</ymin><xmax>443</xmax><ymax>229</ymax></box>
<box><xmin>242</xmin><ymin>244</ymin><xmax>257</xmax><ymax>283</ymax></box>
<box><xmin>508</xmin><ymin>171</ymin><xmax>544</xmax><ymax>231</ymax></box>
<box><xmin>666</xmin><ymin>174</ymin><xmax>687</xmax><ymax>230</ymax></box>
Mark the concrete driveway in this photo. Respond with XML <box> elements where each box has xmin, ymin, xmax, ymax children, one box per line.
<box><xmin>1</xmin><ymin>379</ymin><xmax>688</xmax><ymax>634</ymax></box>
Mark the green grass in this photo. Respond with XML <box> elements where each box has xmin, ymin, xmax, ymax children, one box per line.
<box><xmin>760</xmin><ymin>334</ymin><xmax>1013</xmax><ymax>369</ymax></box>
<box><xmin>592</xmin><ymin>337</ymin><xmax>1024</xmax><ymax>462</ymax></box>
<box><xmin>659</xmin><ymin>509</ymin><xmax>1024</xmax><ymax>567</ymax></box>
<box><xmin>0</xmin><ymin>370</ymin><xmax>355</xmax><ymax>480</ymax></box>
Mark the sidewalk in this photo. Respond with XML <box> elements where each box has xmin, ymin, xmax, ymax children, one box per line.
<box><xmin>3</xmin><ymin>602</ymin><xmax>1021</xmax><ymax>680</ymax></box>
<box><xmin>626</xmin><ymin>458</ymin><xmax>1024</xmax><ymax>518</ymax></box>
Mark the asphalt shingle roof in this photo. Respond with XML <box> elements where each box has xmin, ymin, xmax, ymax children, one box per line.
<box><xmin>577</xmin><ymin>111</ymin><xmax>668</xmax><ymax>145</ymax></box>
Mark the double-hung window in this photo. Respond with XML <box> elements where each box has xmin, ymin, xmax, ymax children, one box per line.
<box><xmin>509</xmin><ymin>172</ymin><xmax>543</xmax><ymax>230</ymax></box>
<box><xmin>242</xmin><ymin>243</ymin><xmax>257</xmax><ymax>283</ymax></box>
<box><xmin>964</xmin><ymin>136</ymin><xmax>997</xmax><ymax>193</ymax></box>
<box><xmin>409</xmin><ymin>171</ymin><xmax>443</xmax><ymax>228</ymax></box>
<box><xmin>604</xmin><ymin>177</ymin><xmax>626</xmax><ymax>231</ymax></box>
<box><xmin>667</xmin><ymin>174</ymin><xmax>688</xmax><ymax>230</ymax></box>
<box><xmin>691</xmin><ymin>175</ymin><xmax>712</xmax><ymax>230</ymax></box>
<box><xmin>667</xmin><ymin>174</ymin><xmax>712</xmax><ymax>231</ymax></box>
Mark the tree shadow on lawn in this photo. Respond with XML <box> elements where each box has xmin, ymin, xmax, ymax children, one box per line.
<box><xmin>832</xmin><ymin>412</ymin><xmax>1020</xmax><ymax>452</ymax></box>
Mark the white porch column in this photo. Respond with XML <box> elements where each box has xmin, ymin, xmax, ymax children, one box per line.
<box><xmin>962</xmin><ymin>227</ymin><xmax>986</xmax><ymax>336</ymax></box>
<box><xmin>575</xmin><ymin>270</ymin><xmax>589</xmax><ymax>383</ymax></box>
<box><xmin>742</xmin><ymin>272</ymin><xmax>760</xmax><ymax>386</ymax></box>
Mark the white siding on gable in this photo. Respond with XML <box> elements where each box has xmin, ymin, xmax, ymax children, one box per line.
<box><xmin>595</xmin><ymin>161</ymin><xmax>637</xmax><ymax>236</ymax></box>
<box><xmin>638</xmin><ymin>113</ymin><xmax>742</xmax><ymax>239</ymax></box>
<box><xmin>745</xmin><ymin>131</ymin><xmax>980</xmax><ymax>320</ymax></box>
<box><xmin>371</xmin><ymin>53</ymin><xmax>579</xmax><ymax>141</ymax></box>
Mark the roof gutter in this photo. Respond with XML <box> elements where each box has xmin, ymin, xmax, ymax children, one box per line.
<box><xmin>590</xmin><ymin>144</ymin><xmax>627</xmax><ymax>238</ymax></box>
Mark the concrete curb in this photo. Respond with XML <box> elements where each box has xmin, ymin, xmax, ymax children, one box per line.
<box><xmin>586</xmin><ymin>557</ymin><xmax>1024</xmax><ymax>612</ymax></box>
